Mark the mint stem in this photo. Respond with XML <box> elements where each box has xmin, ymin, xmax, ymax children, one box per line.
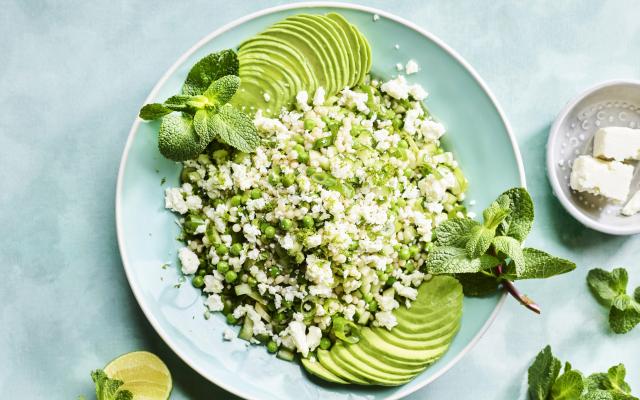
<box><xmin>496</xmin><ymin>264</ymin><xmax>541</xmax><ymax>314</ymax></box>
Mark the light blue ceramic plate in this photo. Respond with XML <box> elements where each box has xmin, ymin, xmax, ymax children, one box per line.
<box><xmin>116</xmin><ymin>3</ymin><xmax>525</xmax><ymax>399</ymax></box>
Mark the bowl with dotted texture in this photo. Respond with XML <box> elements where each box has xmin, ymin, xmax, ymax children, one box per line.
<box><xmin>547</xmin><ymin>80</ymin><xmax>640</xmax><ymax>235</ymax></box>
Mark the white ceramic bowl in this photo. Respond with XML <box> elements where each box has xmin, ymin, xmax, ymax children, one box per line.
<box><xmin>547</xmin><ymin>80</ymin><xmax>640</xmax><ymax>235</ymax></box>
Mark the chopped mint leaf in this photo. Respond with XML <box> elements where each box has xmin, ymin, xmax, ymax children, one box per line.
<box><xmin>512</xmin><ymin>248</ymin><xmax>576</xmax><ymax>280</ymax></box>
<box><xmin>212</xmin><ymin>104</ymin><xmax>260</xmax><ymax>153</ymax></box>
<box><xmin>139</xmin><ymin>103</ymin><xmax>172</xmax><ymax>120</ymax></box>
<box><xmin>160</xmin><ymin>177</ymin><xmax>166</xmax><ymax>185</ymax></box>
<box><xmin>182</xmin><ymin>49</ymin><xmax>239</xmax><ymax>96</ymax></box>
<box><xmin>550</xmin><ymin>368</ymin><xmax>584</xmax><ymax>400</ymax></box>
<box><xmin>496</xmin><ymin>187</ymin><xmax>534</xmax><ymax>242</ymax></box>
<box><xmin>587</xmin><ymin>268</ymin><xmax>629</xmax><ymax>306</ymax></box>
<box><xmin>465</xmin><ymin>224</ymin><xmax>495</xmax><ymax>258</ymax></box>
<box><xmin>203</xmin><ymin>74</ymin><xmax>240</xmax><ymax>105</ymax></box>
<box><xmin>434</xmin><ymin>218</ymin><xmax>479</xmax><ymax>247</ymax></box>
<box><xmin>492</xmin><ymin>235</ymin><xmax>525</xmax><ymax>276</ymax></box>
<box><xmin>587</xmin><ymin>267</ymin><xmax>640</xmax><ymax>334</ymax></box>
<box><xmin>454</xmin><ymin>272</ymin><xmax>499</xmax><ymax>296</ymax></box>
<box><xmin>91</xmin><ymin>369</ymin><xmax>133</xmax><ymax>400</ymax></box>
<box><xmin>528</xmin><ymin>345</ymin><xmax>562</xmax><ymax>400</ymax></box>
<box><xmin>426</xmin><ymin>246</ymin><xmax>498</xmax><ymax>274</ymax></box>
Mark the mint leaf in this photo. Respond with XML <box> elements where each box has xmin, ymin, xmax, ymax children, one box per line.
<box><xmin>550</xmin><ymin>369</ymin><xmax>584</xmax><ymax>400</ymax></box>
<box><xmin>513</xmin><ymin>248</ymin><xmax>576</xmax><ymax>280</ymax></box>
<box><xmin>582</xmin><ymin>390</ymin><xmax>615</xmax><ymax>400</ymax></box>
<box><xmin>496</xmin><ymin>187</ymin><xmax>534</xmax><ymax>242</ymax></box>
<box><xmin>426</xmin><ymin>246</ymin><xmax>498</xmax><ymax>274</ymax></box>
<box><xmin>204</xmin><ymin>75</ymin><xmax>240</xmax><ymax>105</ymax></box>
<box><xmin>605</xmin><ymin>364</ymin><xmax>632</xmax><ymax>394</ymax></box>
<box><xmin>182</xmin><ymin>49</ymin><xmax>239</xmax><ymax>96</ymax></box>
<box><xmin>528</xmin><ymin>345</ymin><xmax>562</xmax><ymax>400</ymax></box>
<box><xmin>454</xmin><ymin>273</ymin><xmax>499</xmax><ymax>296</ymax></box>
<box><xmin>211</xmin><ymin>104</ymin><xmax>259</xmax><ymax>153</ymax></box>
<box><xmin>193</xmin><ymin>109</ymin><xmax>218</xmax><ymax>143</ymax></box>
<box><xmin>635</xmin><ymin>287</ymin><xmax>640</xmax><ymax>303</ymax></box>
<box><xmin>492</xmin><ymin>235</ymin><xmax>525</xmax><ymax>276</ymax></box>
<box><xmin>158</xmin><ymin>112</ymin><xmax>207</xmax><ymax>161</ymax></box>
<box><xmin>91</xmin><ymin>369</ymin><xmax>133</xmax><ymax>400</ymax></box>
<box><xmin>586</xmin><ymin>365</ymin><xmax>637</xmax><ymax>400</ymax></box>
<box><xmin>587</xmin><ymin>268</ymin><xmax>628</xmax><ymax>307</ymax></box>
<box><xmin>434</xmin><ymin>218</ymin><xmax>480</xmax><ymax>247</ymax></box>
<box><xmin>482</xmin><ymin>199</ymin><xmax>511</xmax><ymax>231</ymax></box>
<box><xmin>139</xmin><ymin>103</ymin><xmax>172</xmax><ymax>120</ymax></box>
<box><xmin>609</xmin><ymin>299</ymin><xmax>640</xmax><ymax>334</ymax></box>
<box><xmin>466</xmin><ymin>225</ymin><xmax>495</xmax><ymax>258</ymax></box>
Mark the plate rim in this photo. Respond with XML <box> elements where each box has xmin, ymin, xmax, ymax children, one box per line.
<box><xmin>115</xmin><ymin>2</ymin><xmax>525</xmax><ymax>399</ymax></box>
<box><xmin>546</xmin><ymin>79</ymin><xmax>640</xmax><ymax>236</ymax></box>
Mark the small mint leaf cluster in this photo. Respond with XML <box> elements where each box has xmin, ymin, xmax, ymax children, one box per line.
<box><xmin>587</xmin><ymin>267</ymin><xmax>640</xmax><ymax>334</ymax></box>
<box><xmin>90</xmin><ymin>369</ymin><xmax>133</xmax><ymax>400</ymax></box>
<box><xmin>426</xmin><ymin>187</ymin><xmax>576</xmax><ymax>313</ymax></box>
<box><xmin>528</xmin><ymin>345</ymin><xmax>637</xmax><ymax>400</ymax></box>
<box><xmin>139</xmin><ymin>49</ymin><xmax>259</xmax><ymax>160</ymax></box>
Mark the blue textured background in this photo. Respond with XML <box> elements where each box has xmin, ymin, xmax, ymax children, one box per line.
<box><xmin>1</xmin><ymin>1</ymin><xmax>639</xmax><ymax>399</ymax></box>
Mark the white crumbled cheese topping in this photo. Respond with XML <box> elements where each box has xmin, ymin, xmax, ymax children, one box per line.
<box><xmin>570</xmin><ymin>155</ymin><xmax>633</xmax><ymax>202</ymax></box>
<box><xmin>164</xmin><ymin>75</ymin><xmax>466</xmax><ymax>347</ymax></box>
<box><xmin>394</xmin><ymin>44</ymin><xmax>400</xmax><ymax>49</ymax></box>
<box><xmin>263</xmin><ymin>92</ymin><xmax>271</xmax><ymax>102</ymax></box>
<box><xmin>178</xmin><ymin>247</ymin><xmax>199</xmax><ymax>274</ymax></box>
<box><xmin>405</xmin><ymin>59</ymin><xmax>420</xmax><ymax>74</ymax></box>
<box><xmin>622</xmin><ymin>190</ymin><xmax>640</xmax><ymax>216</ymax></box>
<box><xmin>372</xmin><ymin>13</ymin><xmax>380</xmax><ymax>21</ymax></box>
<box><xmin>223</xmin><ymin>328</ymin><xmax>235</xmax><ymax>341</ymax></box>
<box><xmin>396</xmin><ymin>63</ymin><xmax>404</xmax><ymax>71</ymax></box>
<box><xmin>593</xmin><ymin>127</ymin><xmax>640</xmax><ymax>161</ymax></box>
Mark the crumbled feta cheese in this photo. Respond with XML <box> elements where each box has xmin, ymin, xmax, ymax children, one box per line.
<box><xmin>375</xmin><ymin>311</ymin><xmax>398</xmax><ymax>330</ymax></box>
<box><xmin>223</xmin><ymin>328</ymin><xmax>235</xmax><ymax>341</ymax></box>
<box><xmin>380</xmin><ymin>75</ymin><xmax>410</xmax><ymax>99</ymax></box>
<box><xmin>373</xmin><ymin>13</ymin><xmax>380</xmax><ymax>21</ymax></box>
<box><xmin>203</xmin><ymin>274</ymin><xmax>223</xmax><ymax>293</ymax></box>
<box><xmin>288</xmin><ymin>320</ymin><xmax>309</xmax><ymax>357</ymax></box>
<box><xmin>263</xmin><ymin>92</ymin><xmax>271</xmax><ymax>102</ymax></box>
<box><xmin>622</xmin><ymin>190</ymin><xmax>640</xmax><ymax>216</ymax></box>
<box><xmin>205</xmin><ymin>294</ymin><xmax>224</xmax><ymax>312</ymax></box>
<box><xmin>313</xmin><ymin>87</ymin><xmax>326</xmax><ymax>106</ymax></box>
<box><xmin>405</xmin><ymin>59</ymin><xmax>420</xmax><ymax>74</ymax></box>
<box><xmin>178</xmin><ymin>247</ymin><xmax>199</xmax><ymax>274</ymax></box>
<box><xmin>396</xmin><ymin>63</ymin><xmax>404</xmax><ymax>71</ymax></box>
<box><xmin>306</xmin><ymin>326</ymin><xmax>322</xmax><ymax>352</ymax></box>
<box><xmin>593</xmin><ymin>127</ymin><xmax>640</xmax><ymax>161</ymax></box>
<box><xmin>165</xmin><ymin>188</ymin><xmax>188</xmax><ymax>214</ymax></box>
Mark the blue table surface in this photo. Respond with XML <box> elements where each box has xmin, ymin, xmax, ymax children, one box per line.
<box><xmin>2</xmin><ymin>0</ymin><xmax>640</xmax><ymax>398</ymax></box>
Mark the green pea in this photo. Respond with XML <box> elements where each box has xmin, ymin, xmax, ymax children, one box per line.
<box><xmin>398</xmin><ymin>139</ymin><xmax>409</xmax><ymax>149</ymax></box>
<box><xmin>313</xmin><ymin>136</ymin><xmax>332</xmax><ymax>149</ymax></box>
<box><xmin>216</xmin><ymin>261</ymin><xmax>230</xmax><ymax>273</ymax></box>
<box><xmin>264</xmin><ymin>226</ymin><xmax>276</xmax><ymax>238</ymax></box>
<box><xmin>241</xmin><ymin>192</ymin><xmax>251</xmax><ymax>203</ymax></box>
<box><xmin>192</xmin><ymin>275</ymin><xmax>204</xmax><ymax>288</ymax></box>
<box><xmin>215</xmin><ymin>244</ymin><xmax>228</xmax><ymax>256</ymax></box>
<box><xmin>226</xmin><ymin>314</ymin><xmax>237</xmax><ymax>325</ymax></box>
<box><xmin>396</xmin><ymin>198</ymin><xmax>407</xmax><ymax>207</ymax></box>
<box><xmin>250</xmin><ymin>188</ymin><xmax>262</xmax><ymax>199</ymax></box>
<box><xmin>269</xmin><ymin>267</ymin><xmax>280</xmax><ymax>278</ymax></box>
<box><xmin>302</xmin><ymin>216</ymin><xmax>314</xmax><ymax>229</ymax></box>
<box><xmin>275</xmin><ymin>313</ymin><xmax>286</xmax><ymax>323</ymax></box>
<box><xmin>409</xmin><ymin>245</ymin><xmax>421</xmax><ymax>258</ymax></box>
<box><xmin>225</xmin><ymin>270</ymin><xmax>238</xmax><ymax>283</ymax></box>
<box><xmin>230</xmin><ymin>195</ymin><xmax>242</xmax><ymax>207</ymax></box>
<box><xmin>305</xmin><ymin>166</ymin><xmax>317</xmax><ymax>176</ymax></box>
<box><xmin>294</xmin><ymin>252</ymin><xmax>305</xmax><ymax>264</ymax></box>
<box><xmin>363</xmin><ymin>293</ymin><xmax>374</xmax><ymax>303</ymax></box>
<box><xmin>304</xmin><ymin>119</ymin><xmax>316</xmax><ymax>131</ymax></box>
<box><xmin>319</xmin><ymin>337</ymin><xmax>331</xmax><ymax>350</ymax></box>
<box><xmin>377</xmin><ymin>272</ymin><xmax>388</xmax><ymax>282</ymax></box>
<box><xmin>268</xmin><ymin>171</ymin><xmax>281</xmax><ymax>185</ymax></box>
<box><xmin>404</xmin><ymin>260</ymin><xmax>416</xmax><ymax>273</ymax></box>
<box><xmin>386</xmin><ymin>276</ymin><xmax>397</xmax><ymax>286</ymax></box>
<box><xmin>267</xmin><ymin>340</ymin><xmax>278</xmax><ymax>353</ymax></box>
<box><xmin>297</xmin><ymin>151</ymin><xmax>309</xmax><ymax>164</ymax></box>
<box><xmin>368</xmin><ymin>300</ymin><xmax>379</xmax><ymax>312</ymax></box>
<box><xmin>293</xmin><ymin>144</ymin><xmax>305</xmax><ymax>154</ymax></box>
<box><xmin>233</xmin><ymin>152</ymin><xmax>249</xmax><ymax>164</ymax></box>
<box><xmin>197</xmin><ymin>269</ymin><xmax>206</xmax><ymax>277</ymax></box>
<box><xmin>248</xmin><ymin>276</ymin><xmax>257</xmax><ymax>287</ymax></box>
<box><xmin>280</xmin><ymin>218</ymin><xmax>293</xmax><ymax>231</ymax></box>
<box><xmin>283</xmin><ymin>173</ymin><xmax>296</xmax><ymax>187</ymax></box>
<box><xmin>398</xmin><ymin>247</ymin><xmax>411</xmax><ymax>260</ymax></box>
<box><xmin>292</xmin><ymin>134</ymin><xmax>305</xmax><ymax>144</ymax></box>
<box><xmin>230</xmin><ymin>243</ymin><xmax>243</xmax><ymax>256</ymax></box>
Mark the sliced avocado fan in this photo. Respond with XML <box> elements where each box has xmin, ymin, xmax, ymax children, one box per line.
<box><xmin>232</xmin><ymin>13</ymin><xmax>372</xmax><ymax>115</ymax></box>
<box><xmin>302</xmin><ymin>275</ymin><xmax>463</xmax><ymax>386</ymax></box>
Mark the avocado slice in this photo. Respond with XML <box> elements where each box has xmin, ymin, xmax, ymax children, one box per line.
<box><xmin>317</xmin><ymin>349</ymin><xmax>368</xmax><ymax>385</ymax></box>
<box><xmin>354</xmin><ymin>29</ymin><xmax>372</xmax><ymax>83</ymax></box>
<box><xmin>240</xmin><ymin>60</ymin><xmax>296</xmax><ymax>112</ymax></box>
<box><xmin>359</xmin><ymin>328</ymin><xmax>450</xmax><ymax>363</ymax></box>
<box><xmin>268</xmin><ymin>22</ymin><xmax>334</xmax><ymax>95</ymax></box>
<box><xmin>371</xmin><ymin>320</ymin><xmax>460</xmax><ymax>351</ymax></box>
<box><xmin>236</xmin><ymin>68</ymin><xmax>289</xmax><ymax>115</ymax></box>
<box><xmin>330</xmin><ymin>344</ymin><xmax>412</xmax><ymax>386</ymax></box>
<box><xmin>301</xmin><ymin>357</ymin><xmax>348</xmax><ymax>384</ymax></box>
<box><xmin>303</xmin><ymin>14</ymin><xmax>352</xmax><ymax>92</ymax></box>
<box><xmin>241</xmin><ymin>49</ymin><xmax>303</xmax><ymax>100</ymax></box>
<box><xmin>326</xmin><ymin>12</ymin><xmax>361</xmax><ymax>87</ymax></box>
<box><xmin>346</xmin><ymin>341</ymin><xmax>425</xmax><ymax>376</ymax></box>
<box><xmin>384</xmin><ymin>314</ymin><xmax>459</xmax><ymax>342</ymax></box>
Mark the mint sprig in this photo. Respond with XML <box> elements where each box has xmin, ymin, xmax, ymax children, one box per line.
<box><xmin>528</xmin><ymin>346</ymin><xmax>637</xmax><ymax>400</ymax></box>
<box><xmin>139</xmin><ymin>50</ymin><xmax>259</xmax><ymax>160</ymax></box>
<box><xmin>587</xmin><ymin>267</ymin><xmax>640</xmax><ymax>334</ymax></box>
<box><xmin>90</xmin><ymin>369</ymin><xmax>133</xmax><ymax>400</ymax></box>
<box><xmin>426</xmin><ymin>187</ymin><xmax>576</xmax><ymax>313</ymax></box>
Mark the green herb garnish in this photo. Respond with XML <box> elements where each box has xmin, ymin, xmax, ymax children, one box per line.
<box><xmin>90</xmin><ymin>369</ymin><xmax>133</xmax><ymax>400</ymax></box>
<box><xmin>587</xmin><ymin>267</ymin><xmax>640</xmax><ymax>334</ymax></box>
<box><xmin>426</xmin><ymin>187</ymin><xmax>576</xmax><ymax>313</ymax></box>
<box><xmin>139</xmin><ymin>49</ymin><xmax>259</xmax><ymax>160</ymax></box>
<box><xmin>528</xmin><ymin>345</ymin><xmax>637</xmax><ymax>400</ymax></box>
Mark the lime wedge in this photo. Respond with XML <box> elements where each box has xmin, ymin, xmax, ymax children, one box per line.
<box><xmin>103</xmin><ymin>351</ymin><xmax>172</xmax><ymax>400</ymax></box>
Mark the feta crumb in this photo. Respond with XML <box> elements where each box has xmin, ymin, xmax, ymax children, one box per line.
<box><xmin>313</xmin><ymin>87</ymin><xmax>326</xmax><ymax>106</ymax></box>
<box><xmin>373</xmin><ymin>14</ymin><xmax>380</xmax><ymax>21</ymax></box>
<box><xmin>206</xmin><ymin>294</ymin><xmax>224</xmax><ymax>312</ymax></box>
<box><xmin>375</xmin><ymin>311</ymin><xmax>398</xmax><ymax>330</ymax></box>
<box><xmin>405</xmin><ymin>59</ymin><xmax>420</xmax><ymax>74</ymax></box>
<box><xmin>178</xmin><ymin>247</ymin><xmax>199</xmax><ymax>275</ymax></box>
<box><xmin>396</xmin><ymin>63</ymin><xmax>404</xmax><ymax>71</ymax></box>
<box><xmin>380</xmin><ymin>75</ymin><xmax>410</xmax><ymax>99</ymax></box>
<box><xmin>622</xmin><ymin>190</ymin><xmax>640</xmax><ymax>216</ymax></box>
<box><xmin>306</xmin><ymin>326</ymin><xmax>322</xmax><ymax>352</ymax></box>
<box><xmin>222</xmin><ymin>328</ymin><xmax>235</xmax><ymax>341</ymax></box>
<box><xmin>288</xmin><ymin>320</ymin><xmax>309</xmax><ymax>357</ymax></box>
<box><xmin>394</xmin><ymin>44</ymin><xmax>400</xmax><ymax>50</ymax></box>
<box><xmin>263</xmin><ymin>92</ymin><xmax>271</xmax><ymax>102</ymax></box>
<box><xmin>165</xmin><ymin>188</ymin><xmax>188</xmax><ymax>214</ymax></box>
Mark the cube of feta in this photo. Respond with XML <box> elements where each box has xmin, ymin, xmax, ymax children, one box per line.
<box><xmin>593</xmin><ymin>127</ymin><xmax>640</xmax><ymax>161</ymax></box>
<box><xmin>569</xmin><ymin>155</ymin><xmax>634</xmax><ymax>201</ymax></box>
<box><xmin>622</xmin><ymin>190</ymin><xmax>640</xmax><ymax>216</ymax></box>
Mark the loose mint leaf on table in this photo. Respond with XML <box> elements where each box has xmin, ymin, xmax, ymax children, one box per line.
<box><xmin>528</xmin><ymin>345</ymin><xmax>562</xmax><ymax>400</ymax></box>
<box><xmin>91</xmin><ymin>369</ymin><xmax>133</xmax><ymax>400</ymax></box>
<box><xmin>550</xmin><ymin>368</ymin><xmax>584</xmax><ymax>400</ymax></box>
<box><xmin>212</xmin><ymin>104</ymin><xmax>260</xmax><ymax>153</ymax></box>
<box><xmin>182</xmin><ymin>49</ymin><xmax>239</xmax><ymax>96</ymax></box>
<box><xmin>587</xmin><ymin>267</ymin><xmax>640</xmax><ymax>334</ymax></box>
<box><xmin>426</xmin><ymin>187</ymin><xmax>575</xmax><ymax>313</ymax></box>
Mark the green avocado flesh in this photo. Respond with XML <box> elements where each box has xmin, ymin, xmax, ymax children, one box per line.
<box><xmin>232</xmin><ymin>13</ymin><xmax>371</xmax><ymax>115</ymax></box>
<box><xmin>302</xmin><ymin>276</ymin><xmax>463</xmax><ymax>386</ymax></box>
